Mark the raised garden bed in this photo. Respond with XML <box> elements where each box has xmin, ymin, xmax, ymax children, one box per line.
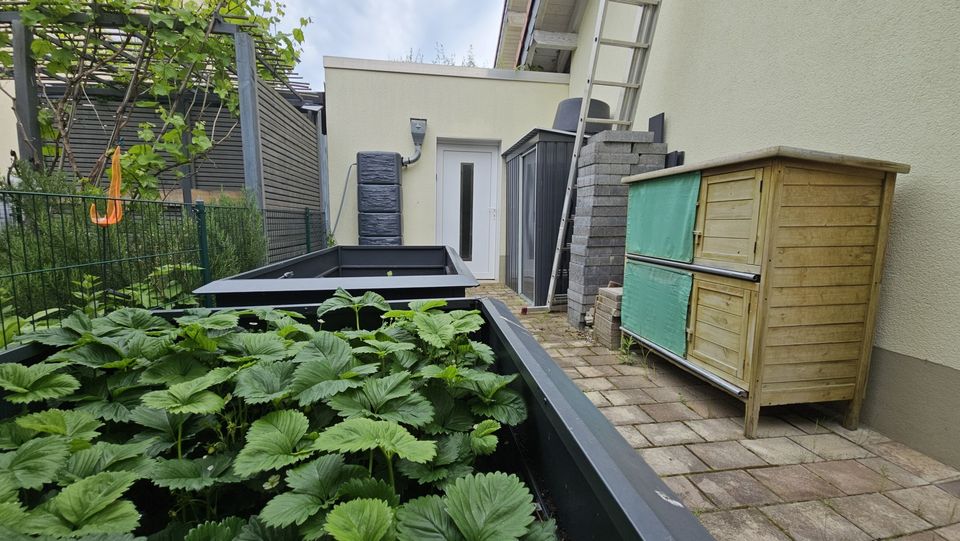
<box><xmin>0</xmin><ymin>293</ymin><xmax>711</xmax><ymax>540</ymax></box>
<box><xmin>194</xmin><ymin>245</ymin><xmax>478</xmax><ymax>306</ymax></box>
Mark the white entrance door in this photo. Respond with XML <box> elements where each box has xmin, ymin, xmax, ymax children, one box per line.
<box><xmin>437</xmin><ymin>144</ymin><xmax>498</xmax><ymax>280</ymax></box>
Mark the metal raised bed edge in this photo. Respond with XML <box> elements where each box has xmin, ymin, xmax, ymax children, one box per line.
<box><xmin>0</xmin><ymin>297</ymin><xmax>712</xmax><ymax>541</ymax></box>
<box><xmin>194</xmin><ymin>245</ymin><xmax>479</xmax><ymax>305</ymax></box>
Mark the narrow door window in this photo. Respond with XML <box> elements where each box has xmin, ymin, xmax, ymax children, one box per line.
<box><xmin>459</xmin><ymin>163</ymin><xmax>474</xmax><ymax>261</ymax></box>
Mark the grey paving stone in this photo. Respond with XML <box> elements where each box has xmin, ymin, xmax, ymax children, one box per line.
<box><xmin>600</xmin><ymin>405</ymin><xmax>653</xmax><ymax>425</ymax></box>
<box><xmin>749</xmin><ymin>464</ymin><xmax>844</xmax><ymax>502</ymax></box>
<box><xmin>866</xmin><ymin>441</ymin><xmax>960</xmax><ymax>483</ymax></box>
<box><xmin>885</xmin><ymin>485</ymin><xmax>960</xmax><ymax>526</ymax></box>
<box><xmin>761</xmin><ymin>501</ymin><xmax>870</xmax><ymax>541</ymax></box>
<box><xmin>685</xmin><ymin>418</ymin><xmax>745</xmax><ymax>442</ymax></box>
<box><xmin>806</xmin><ymin>459</ymin><xmax>902</xmax><ymax>495</ymax></box>
<box><xmin>687</xmin><ymin>441</ymin><xmax>767</xmax><ymax>470</ymax></box>
<box><xmin>698</xmin><ymin>509</ymin><xmax>791</xmax><ymax>541</ymax></box>
<box><xmin>640</xmin><ymin>402</ymin><xmax>702</xmax><ymax>423</ymax></box>
<box><xmin>573</xmin><ymin>377</ymin><xmax>614</xmax><ymax>391</ymax></box>
<box><xmin>792</xmin><ymin>433</ymin><xmax>874</xmax><ymax>460</ymax></box>
<box><xmin>858</xmin><ymin>457</ymin><xmax>930</xmax><ymax>488</ymax></box>
<box><xmin>639</xmin><ymin>445</ymin><xmax>710</xmax><ymax>476</ymax></box>
<box><xmin>827</xmin><ymin>493</ymin><xmax>932</xmax><ymax>539</ymax></box>
<box><xmin>741</xmin><ymin>437</ymin><xmax>821</xmax><ymax>465</ymax></box>
<box><xmin>638</xmin><ymin>422</ymin><xmax>704</xmax><ymax>447</ymax></box>
<box><xmin>661</xmin><ymin>475</ymin><xmax>715</xmax><ymax>512</ymax></box>
<box><xmin>689</xmin><ymin>470</ymin><xmax>782</xmax><ymax>508</ymax></box>
<box><xmin>600</xmin><ymin>388</ymin><xmax>656</xmax><ymax>406</ymax></box>
<box><xmin>734</xmin><ymin>416</ymin><xmax>805</xmax><ymax>438</ymax></box>
<box><xmin>614</xmin><ymin>425</ymin><xmax>651</xmax><ymax>449</ymax></box>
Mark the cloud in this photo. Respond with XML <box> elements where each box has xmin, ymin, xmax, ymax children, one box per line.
<box><xmin>275</xmin><ymin>0</ymin><xmax>505</xmax><ymax>90</ymax></box>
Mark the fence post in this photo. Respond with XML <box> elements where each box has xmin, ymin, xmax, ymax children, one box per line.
<box><xmin>196</xmin><ymin>200</ymin><xmax>212</xmax><ymax>286</ymax></box>
<box><xmin>304</xmin><ymin>207</ymin><xmax>312</xmax><ymax>253</ymax></box>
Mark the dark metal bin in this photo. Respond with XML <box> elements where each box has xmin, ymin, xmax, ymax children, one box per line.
<box><xmin>193</xmin><ymin>245</ymin><xmax>478</xmax><ymax>306</ymax></box>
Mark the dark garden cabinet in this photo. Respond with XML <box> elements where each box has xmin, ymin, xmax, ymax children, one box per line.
<box><xmin>504</xmin><ymin>129</ymin><xmax>575</xmax><ymax>306</ymax></box>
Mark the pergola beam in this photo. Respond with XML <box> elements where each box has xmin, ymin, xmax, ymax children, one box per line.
<box><xmin>11</xmin><ymin>18</ymin><xmax>40</xmax><ymax>165</ymax></box>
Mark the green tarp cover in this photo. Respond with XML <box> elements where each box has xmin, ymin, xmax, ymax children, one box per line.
<box><xmin>621</xmin><ymin>260</ymin><xmax>692</xmax><ymax>357</ymax></box>
<box><xmin>626</xmin><ymin>171</ymin><xmax>701</xmax><ymax>262</ymax></box>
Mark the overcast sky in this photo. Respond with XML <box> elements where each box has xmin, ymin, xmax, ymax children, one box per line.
<box><xmin>276</xmin><ymin>0</ymin><xmax>505</xmax><ymax>90</ymax></box>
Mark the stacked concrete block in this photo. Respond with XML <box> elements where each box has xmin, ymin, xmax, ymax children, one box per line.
<box><xmin>567</xmin><ymin>131</ymin><xmax>666</xmax><ymax>328</ymax></box>
<box><xmin>594</xmin><ymin>287</ymin><xmax>623</xmax><ymax>349</ymax></box>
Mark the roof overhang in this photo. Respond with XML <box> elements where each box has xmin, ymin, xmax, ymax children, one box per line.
<box><xmin>494</xmin><ymin>0</ymin><xmax>587</xmax><ymax>73</ymax></box>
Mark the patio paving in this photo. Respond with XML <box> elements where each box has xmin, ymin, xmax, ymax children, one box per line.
<box><xmin>477</xmin><ymin>282</ymin><xmax>960</xmax><ymax>540</ymax></box>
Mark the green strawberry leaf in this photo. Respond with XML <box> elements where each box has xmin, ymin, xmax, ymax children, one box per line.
<box><xmin>139</xmin><ymin>353</ymin><xmax>212</xmax><ymax>385</ymax></box>
<box><xmin>324</xmin><ymin>498</ymin><xmax>394</xmax><ymax>541</ymax></box>
<box><xmin>128</xmin><ymin>407</ymin><xmax>207</xmax><ymax>456</ymax></box>
<box><xmin>183</xmin><ymin>516</ymin><xmax>246</xmax><ymax>541</ymax></box>
<box><xmin>233</xmin><ymin>410</ymin><xmax>313</xmax><ymax>477</ymax></box>
<box><xmin>221</xmin><ymin>333</ymin><xmax>292</xmax><ymax>363</ymax></box>
<box><xmin>444</xmin><ymin>473</ymin><xmax>535</xmax><ymax>541</ymax></box>
<box><xmin>411</xmin><ymin>313</ymin><xmax>456</xmax><ymax>348</ymax></box>
<box><xmin>396</xmin><ymin>495</ymin><xmax>464</xmax><ymax>541</ymax></box>
<box><xmin>261</xmin><ymin>454</ymin><xmax>366</xmax><ymax>528</ymax></box>
<box><xmin>234</xmin><ymin>361</ymin><xmax>296</xmax><ymax>405</ymax></box>
<box><xmin>15</xmin><ymin>408</ymin><xmax>102</xmax><ymax>444</ymax></box>
<box><xmin>61</xmin><ymin>440</ymin><xmax>155</xmax><ymax>483</ymax></box>
<box><xmin>470</xmin><ymin>388</ymin><xmax>527</xmax><ymax>425</ymax></box>
<box><xmin>24</xmin><ymin>471</ymin><xmax>140</xmax><ymax>538</ymax></box>
<box><xmin>149</xmin><ymin>454</ymin><xmax>238</xmax><ymax>491</ymax></box>
<box><xmin>237</xmin><ymin>516</ymin><xmax>299</xmax><ymax>541</ymax></box>
<box><xmin>310</xmin><ymin>418</ymin><xmax>435</xmax><ymax>463</ymax></box>
<box><xmin>522</xmin><ymin>519</ymin><xmax>557</xmax><ymax>541</ymax></box>
<box><xmin>469</xmin><ymin>420</ymin><xmax>501</xmax><ymax>456</ymax></box>
<box><xmin>0</xmin><ymin>435</ymin><xmax>70</xmax><ymax>488</ymax></box>
<box><xmin>328</xmin><ymin>372</ymin><xmax>434</xmax><ymax>428</ymax></box>
<box><xmin>336</xmin><ymin>477</ymin><xmax>399</xmax><ymax>507</ymax></box>
<box><xmin>289</xmin><ymin>343</ymin><xmax>376</xmax><ymax>406</ymax></box>
<box><xmin>0</xmin><ymin>363</ymin><xmax>80</xmax><ymax>404</ymax></box>
<box><xmin>140</xmin><ymin>367</ymin><xmax>233</xmax><ymax>414</ymax></box>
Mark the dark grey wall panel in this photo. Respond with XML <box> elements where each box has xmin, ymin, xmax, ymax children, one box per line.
<box><xmin>43</xmin><ymin>94</ymin><xmax>245</xmax><ymax>196</ymax></box>
<box><xmin>356</xmin><ymin>152</ymin><xmax>402</xmax><ymax>245</ymax></box>
<box><xmin>360</xmin><ymin>236</ymin><xmax>402</xmax><ymax>246</ymax></box>
<box><xmin>256</xmin><ymin>79</ymin><xmax>322</xmax><ymax>211</ymax></box>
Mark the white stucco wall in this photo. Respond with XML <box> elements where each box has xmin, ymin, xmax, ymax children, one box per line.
<box><xmin>323</xmin><ymin>58</ymin><xmax>569</xmax><ymax>278</ymax></box>
<box><xmin>569</xmin><ymin>0</ymin><xmax>960</xmax><ymax>370</ymax></box>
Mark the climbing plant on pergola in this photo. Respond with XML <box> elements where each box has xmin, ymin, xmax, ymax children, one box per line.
<box><xmin>0</xmin><ymin>0</ymin><xmax>310</xmax><ymax>199</ymax></box>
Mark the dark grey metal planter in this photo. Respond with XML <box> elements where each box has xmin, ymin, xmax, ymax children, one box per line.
<box><xmin>0</xmin><ymin>298</ymin><xmax>713</xmax><ymax>540</ymax></box>
<box><xmin>194</xmin><ymin>245</ymin><xmax>478</xmax><ymax>306</ymax></box>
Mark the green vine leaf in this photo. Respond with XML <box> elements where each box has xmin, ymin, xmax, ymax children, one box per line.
<box><xmin>444</xmin><ymin>473</ymin><xmax>535</xmax><ymax>541</ymax></box>
<box><xmin>323</xmin><ymin>498</ymin><xmax>394</xmax><ymax>541</ymax></box>
<box><xmin>0</xmin><ymin>363</ymin><xmax>80</xmax><ymax>404</ymax></box>
<box><xmin>233</xmin><ymin>410</ymin><xmax>313</xmax><ymax>477</ymax></box>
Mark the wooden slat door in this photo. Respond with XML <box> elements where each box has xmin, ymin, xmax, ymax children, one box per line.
<box><xmin>694</xmin><ymin>168</ymin><xmax>764</xmax><ymax>268</ymax></box>
<box><xmin>687</xmin><ymin>275</ymin><xmax>756</xmax><ymax>385</ymax></box>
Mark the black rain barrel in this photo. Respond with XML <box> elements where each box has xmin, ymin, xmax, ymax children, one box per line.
<box><xmin>553</xmin><ymin>98</ymin><xmax>611</xmax><ymax>135</ymax></box>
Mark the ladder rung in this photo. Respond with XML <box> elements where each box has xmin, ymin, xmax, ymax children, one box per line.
<box><xmin>585</xmin><ymin>117</ymin><xmax>632</xmax><ymax>125</ymax></box>
<box><xmin>593</xmin><ymin>79</ymin><xmax>641</xmax><ymax>89</ymax></box>
<box><xmin>608</xmin><ymin>0</ymin><xmax>659</xmax><ymax>6</ymax></box>
<box><xmin>598</xmin><ymin>38</ymin><xmax>650</xmax><ymax>49</ymax></box>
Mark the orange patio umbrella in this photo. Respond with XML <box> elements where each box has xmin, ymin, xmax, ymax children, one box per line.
<box><xmin>89</xmin><ymin>146</ymin><xmax>124</xmax><ymax>227</ymax></box>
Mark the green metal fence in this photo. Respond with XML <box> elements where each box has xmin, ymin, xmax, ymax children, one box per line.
<box><xmin>0</xmin><ymin>190</ymin><xmax>325</xmax><ymax>346</ymax></box>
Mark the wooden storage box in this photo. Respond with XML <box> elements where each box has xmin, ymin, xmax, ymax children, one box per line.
<box><xmin>620</xmin><ymin>147</ymin><xmax>910</xmax><ymax>437</ymax></box>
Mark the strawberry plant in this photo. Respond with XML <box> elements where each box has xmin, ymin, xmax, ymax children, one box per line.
<box><xmin>0</xmin><ymin>289</ymin><xmax>556</xmax><ymax>540</ymax></box>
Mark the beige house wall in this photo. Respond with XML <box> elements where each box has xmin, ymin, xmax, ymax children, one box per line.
<box><xmin>0</xmin><ymin>81</ymin><xmax>20</xmax><ymax>174</ymax></box>
<box><xmin>571</xmin><ymin>0</ymin><xmax>960</xmax><ymax>373</ymax></box>
<box><xmin>323</xmin><ymin>58</ymin><xmax>569</xmax><ymax>279</ymax></box>
<box><xmin>563</xmin><ymin>0</ymin><xmax>960</xmax><ymax>465</ymax></box>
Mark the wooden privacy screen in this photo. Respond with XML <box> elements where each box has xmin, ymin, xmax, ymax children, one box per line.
<box><xmin>620</xmin><ymin>147</ymin><xmax>910</xmax><ymax>437</ymax></box>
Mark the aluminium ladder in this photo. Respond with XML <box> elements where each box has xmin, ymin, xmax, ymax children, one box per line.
<box><xmin>544</xmin><ymin>0</ymin><xmax>662</xmax><ymax>309</ymax></box>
